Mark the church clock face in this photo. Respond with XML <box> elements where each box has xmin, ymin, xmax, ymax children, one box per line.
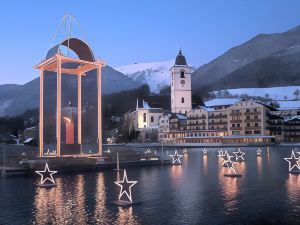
<box><xmin>180</xmin><ymin>79</ymin><xmax>185</xmax><ymax>87</ymax></box>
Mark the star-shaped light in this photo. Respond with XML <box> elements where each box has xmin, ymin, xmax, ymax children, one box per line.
<box><xmin>169</xmin><ymin>150</ymin><xmax>183</xmax><ymax>164</ymax></box>
<box><xmin>203</xmin><ymin>148</ymin><xmax>207</xmax><ymax>155</ymax></box>
<box><xmin>233</xmin><ymin>148</ymin><xmax>245</xmax><ymax>161</ymax></box>
<box><xmin>183</xmin><ymin>148</ymin><xmax>188</xmax><ymax>154</ymax></box>
<box><xmin>223</xmin><ymin>154</ymin><xmax>238</xmax><ymax>174</ymax></box>
<box><xmin>257</xmin><ymin>148</ymin><xmax>262</xmax><ymax>156</ymax></box>
<box><xmin>145</xmin><ymin>149</ymin><xmax>151</xmax><ymax>154</ymax></box>
<box><xmin>221</xmin><ymin>151</ymin><xmax>229</xmax><ymax>161</ymax></box>
<box><xmin>104</xmin><ymin>148</ymin><xmax>111</xmax><ymax>154</ymax></box>
<box><xmin>284</xmin><ymin>150</ymin><xmax>300</xmax><ymax>172</ymax></box>
<box><xmin>218</xmin><ymin>149</ymin><xmax>225</xmax><ymax>158</ymax></box>
<box><xmin>114</xmin><ymin>170</ymin><xmax>138</xmax><ymax>203</ymax></box>
<box><xmin>35</xmin><ymin>162</ymin><xmax>57</xmax><ymax>184</ymax></box>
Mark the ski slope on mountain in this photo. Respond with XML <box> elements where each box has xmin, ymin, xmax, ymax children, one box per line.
<box><xmin>115</xmin><ymin>60</ymin><xmax>174</xmax><ymax>93</ymax></box>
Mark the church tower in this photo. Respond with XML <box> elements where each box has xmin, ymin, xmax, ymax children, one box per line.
<box><xmin>170</xmin><ymin>49</ymin><xmax>192</xmax><ymax>114</ymax></box>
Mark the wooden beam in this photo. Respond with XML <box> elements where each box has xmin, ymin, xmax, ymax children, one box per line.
<box><xmin>39</xmin><ymin>70</ymin><xmax>44</xmax><ymax>157</ymax></box>
<box><xmin>97</xmin><ymin>64</ymin><xmax>102</xmax><ymax>156</ymax></box>
<box><xmin>57</xmin><ymin>58</ymin><xmax>62</xmax><ymax>156</ymax></box>
<box><xmin>78</xmin><ymin>74</ymin><xmax>82</xmax><ymax>146</ymax></box>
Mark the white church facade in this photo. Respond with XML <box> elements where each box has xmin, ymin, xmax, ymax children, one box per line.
<box><xmin>170</xmin><ymin>50</ymin><xmax>192</xmax><ymax>114</ymax></box>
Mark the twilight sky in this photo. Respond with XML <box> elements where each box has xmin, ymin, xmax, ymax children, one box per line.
<box><xmin>1</xmin><ymin>0</ymin><xmax>300</xmax><ymax>84</ymax></box>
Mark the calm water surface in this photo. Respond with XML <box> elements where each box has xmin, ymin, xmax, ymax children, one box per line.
<box><xmin>1</xmin><ymin>147</ymin><xmax>300</xmax><ymax>225</ymax></box>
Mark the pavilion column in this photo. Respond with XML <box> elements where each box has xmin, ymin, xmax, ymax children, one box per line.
<box><xmin>57</xmin><ymin>57</ymin><xmax>62</xmax><ymax>156</ymax></box>
<box><xmin>97</xmin><ymin>64</ymin><xmax>102</xmax><ymax>155</ymax></box>
<box><xmin>39</xmin><ymin>69</ymin><xmax>44</xmax><ymax>157</ymax></box>
<box><xmin>78</xmin><ymin>74</ymin><xmax>82</xmax><ymax>150</ymax></box>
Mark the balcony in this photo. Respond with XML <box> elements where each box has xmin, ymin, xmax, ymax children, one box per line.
<box><xmin>230</xmin><ymin>127</ymin><xmax>242</xmax><ymax>130</ymax></box>
<box><xmin>229</xmin><ymin>112</ymin><xmax>242</xmax><ymax>116</ymax></box>
<box><xmin>244</xmin><ymin>111</ymin><xmax>261</xmax><ymax>115</ymax></box>
<box><xmin>245</xmin><ymin>126</ymin><xmax>261</xmax><ymax>130</ymax></box>
<box><xmin>230</xmin><ymin>120</ymin><xmax>242</xmax><ymax>123</ymax></box>
<box><xmin>208</xmin><ymin>114</ymin><xmax>227</xmax><ymax>119</ymax></box>
<box><xmin>244</xmin><ymin>119</ymin><xmax>261</xmax><ymax>123</ymax></box>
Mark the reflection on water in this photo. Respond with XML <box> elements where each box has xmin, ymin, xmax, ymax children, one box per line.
<box><xmin>116</xmin><ymin>206</ymin><xmax>139</xmax><ymax>225</ymax></box>
<box><xmin>257</xmin><ymin>155</ymin><xmax>263</xmax><ymax>177</ymax></box>
<box><xmin>3</xmin><ymin>147</ymin><xmax>300</xmax><ymax>225</ymax></box>
<box><xmin>202</xmin><ymin>155</ymin><xmax>208</xmax><ymax>175</ymax></box>
<box><xmin>286</xmin><ymin>174</ymin><xmax>300</xmax><ymax>212</ymax></box>
<box><xmin>218</xmin><ymin>166</ymin><xmax>238</xmax><ymax>214</ymax></box>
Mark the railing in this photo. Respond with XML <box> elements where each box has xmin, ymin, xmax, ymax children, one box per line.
<box><xmin>230</xmin><ymin>127</ymin><xmax>242</xmax><ymax>130</ymax></box>
<box><xmin>229</xmin><ymin>120</ymin><xmax>242</xmax><ymax>123</ymax></box>
<box><xmin>244</xmin><ymin>119</ymin><xmax>261</xmax><ymax>122</ymax></box>
<box><xmin>244</xmin><ymin>111</ymin><xmax>261</xmax><ymax>115</ymax></box>
<box><xmin>245</xmin><ymin>126</ymin><xmax>261</xmax><ymax>130</ymax></box>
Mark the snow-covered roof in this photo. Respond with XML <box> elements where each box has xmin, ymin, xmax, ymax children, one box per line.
<box><xmin>176</xmin><ymin>114</ymin><xmax>187</xmax><ymax>120</ymax></box>
<box><xmin>277</xmin><ymin>100</ymin><xmax>300</xmax><ymax>110</ymax></box>
<box><xmin>24</xmin><ymin>138</ymin><xmax>34</xmax><ymax>143</ymax></box>
<box><xmin>204</xmin><ymin>98</ymin><xmax>241</xmax><ymax>107</ymax></box>
<box><xmin>284</xmin><ymin>115</ymin><xmax>300</xmax><ymax>122</ymax></box>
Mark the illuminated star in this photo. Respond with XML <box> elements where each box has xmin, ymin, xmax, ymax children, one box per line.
<box><xmin>183</xmin><ymin>148</ymin><xmax>188</xmax><ymax>154</ymax></box>
<box><xmin>105</xmin><ymin>148</ymin><xmax>111</xmax><ymax>154</ymax></box>
<box><xmin>223</xmin><ymin>155</ymin><xmax>237</xmax><ymax>174</ymax></box>
<box><xmin>233</xmin><ymin>148</ymin><xmax>245</xmax><ymax>161</ymax></box>
<box><xmin>203</xmin><ymin>148</ymin><xmax>207</xmax><ymax>155</ymax></box>
<box><xmin>284</xmin><ymin>150</ymin><xmax>300</xmax><ymax>172</ymax></box>
<box><xmin>114</xmin><ymin>170</ymin><xmax>138</xmax><ymax>203</ymax></box>
<box><xmin>145</xmin><ymin>149</ymin><xmax>151</xmax><ymax>154</ymax></box>
<box><xmin>221</xmin><ymin>151</ymin><xmax>229</xmax><ymax>161</ymax></box>
<box><xmin>35</xmin><ymin>162</ymin><xmax>57</xmax><ymax>184</ymax></box>
<box><xmin>169</xmin><ymin>150</ymin><xmax>183</xmax><ymax>164</ymax></box>
<box><xmin>257</xmin><ymin>148</ymin><xmax>262</xmax><ymax>156</ymax></box>
<box><xmin>218</xmin><ymin>149</ymin><xmax>225</xmax><ymax>158</ymax></box>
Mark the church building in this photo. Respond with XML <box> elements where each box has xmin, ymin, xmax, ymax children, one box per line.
<box><xmin>170</xmin><ymin>50</ymin><xmax>192</xmax><ymax>114</ymax></box>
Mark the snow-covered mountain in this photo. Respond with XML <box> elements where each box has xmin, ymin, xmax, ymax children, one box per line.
<box><xmin>115</xmin><ymin>60</ymin><xmax>174</xmax><ymax>93</ymax></box>
<box><xmin>212</xmin><ymin>86</ymin><xmax>300</xmax><ymax>100</ymax></box>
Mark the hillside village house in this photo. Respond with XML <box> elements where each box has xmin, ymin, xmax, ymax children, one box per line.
<box><xmin>125</xmin><ymin>50</ymin><xmax>300</xmax><ymax>144</ymax></box>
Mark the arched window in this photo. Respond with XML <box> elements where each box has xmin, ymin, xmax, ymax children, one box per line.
<box><xmin>180</xmin><ymin>70</ymin><xmax>185</xmax><ymax>78</ymax></box>
<box><xmin>151</xmin><ymin>116</ymin><xmax>154</xmax><ymax>122</ymax></box>
<box><xmin>143</xmin><ymin>113</ymin><xmax>146</xmax><ymax>122</ymax></box>
<box><xmin>181</xmin><ymin>97</ymin><xmax>185</xmax><ymax>103</ymax></box>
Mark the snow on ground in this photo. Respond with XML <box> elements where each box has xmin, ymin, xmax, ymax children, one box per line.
<box><xmin>115</xmin><ymin>60</ymin><xmax>174</xmax><ymax>93</ymax></box>
<box><xmin>213</xmin><ymin>86</ymin><xmax>300</xmax><ymax>100</ymax></box>
<box><xmin>276</xmin><ymin>100</ymin><xmax>300</xmax><ymax>109</ymax></box>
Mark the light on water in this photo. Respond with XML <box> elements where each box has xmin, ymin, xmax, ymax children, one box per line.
<box><xmin>1</xmin><ymin>147</ymin><xmax>300</xmax><ymax>225</ymax></box>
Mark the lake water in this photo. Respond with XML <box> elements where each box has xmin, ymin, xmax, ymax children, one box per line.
<box><xmin>1</xmin><ymin>147</ymin><xmax>300</xmax><ymax>225</ymax></box>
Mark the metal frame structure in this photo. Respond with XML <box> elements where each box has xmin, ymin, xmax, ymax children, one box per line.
<box><xmin>35</xmin><ymin>54</ymin><xmax>105</xmax><ymax>157</ymax></box>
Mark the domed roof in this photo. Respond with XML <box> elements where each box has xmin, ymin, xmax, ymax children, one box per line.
<box><xmin>175</xmin><ymin>49</ymin><xmax>187</xmax><ymax>65</ymax></box>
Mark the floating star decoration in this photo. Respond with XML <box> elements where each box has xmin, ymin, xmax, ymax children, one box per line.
<box><xmin>104</xmin><ymin>148</ymin><xmax>111</xmax><ymax>154</ymax></box>
<box><xmin>35</xmin><ymin>162</ymin><xmax>57</xmax><ymax>184</ymax></box>
<box><xmin>257</xmin><ymin>148</ymin><xmax>262</xmax><ymax>156</ymax></box>
<box><xmin>221</xmin><ymin>151</ymin><xmax>229</xmax><ymax>161</ymax></box>
<box><xmin>203</xmin><ymin>148</ymin><xmax>208</xmax><ymax>155</ymax></box>
<box><xmin>169</xmin><ymin>150</ymin><xmax>183</xmax><ymax>165</ymax></box>
<box><xmin>233</xmin><ymin>148</ymin><xmax>245</xmax><ymax>161</ymax></box>
<box><xmin>114</xmin><ymin>170</ymin><xmax>138</xmax><ymax>203</ymax></box>
<box><xmin>223</xmin><ymin>154</ymin><xmax>238</xmax><ymax>174</ymax></box>
<box><xmin>183</xmin><ymin>148</ymin><xmax>188</xmax><ymax>154</ymax></box>
<box><xmin>284</xmin><ymin>150</ymin><xmax>300</xmax><ymax>172</ymax></box>
<box><xmin>145</xmin><ymin>149</ymin><xmax>151</xmax><ymax>154</ymax></box>
<box><xmin>218</xmin><ymin>149</ymin><xmax>225</xmax><ymax>158</ymax></box>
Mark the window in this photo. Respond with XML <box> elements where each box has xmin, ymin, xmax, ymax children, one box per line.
<box><xmin>246</xmin><ymin>109</ymin><xmax>250</xmax><ymax>112</ymax></box>
<box><xmin>237</xmin><ymin>124</ymin><xmax>240</xmax><ymax>127</ymax></box>
<box><xmin>143</xmin><ymin>113</ymin><xmax>146</xmax><ymax>122</ymax></box>
<box><xmin>180</xmin><ymin>70</ymin><xmax>185</xmax><ymax>78</ymax></box>
<box><xmin>151</xmin><ymin>116</ymin><xmax>154</xmax><ymax>122</ymax></box>
<box><xmin>247</xmin><ymin>123</ymin><xmax>250</xmax><ymax>127</ymax></box>
<box><xmin>255</xmin><ymin>123</ymin><xmax>258</xmax><ymax>127</ymax></box>
<box><xmin>181</xmin><ymin>97</ymin><xmax>184</xmax><ymax>103</ymax></box>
